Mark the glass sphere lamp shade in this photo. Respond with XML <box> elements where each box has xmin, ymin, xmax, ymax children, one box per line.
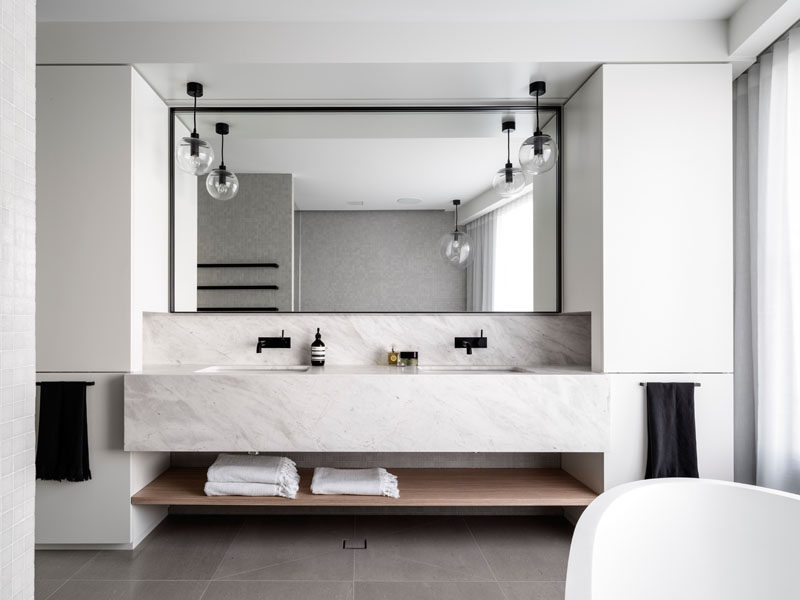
<box><xmin>519</xmin><ymin>132</ymin><xmax>558</xmax><ymax>176</ymax></box>
<box><xmin>176</xmin><ymin>135</ymin><xmax>214</xmax><ymax>175</ymax></box>
<box><xmin>491</xmin><ymin>164</ymin><xmax>526</xmax><ymax>198</ymax></box>
<box><xmin>206</xmin><ymin>168</ymin><xmax>239</xmax><ymax>201</ymax></box>
<box><xmin>439</xmin><ymin>229</ymin><xmax>473</xmax><ymax>269</ymax></box>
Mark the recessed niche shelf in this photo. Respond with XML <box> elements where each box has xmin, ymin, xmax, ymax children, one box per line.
<box><xmin>131</xmin><ymin>468</ymin><xmax>597</xmax><ymax>507</ymax></box>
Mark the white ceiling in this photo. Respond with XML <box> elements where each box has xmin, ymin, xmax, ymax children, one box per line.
<box><xmin>135</xmin><ymin>62</ymin><xmax>596</xmax><ymax>105</ymax></box>
<box><xmin>37</xmin><ymin>0</ymin><xmax>747</xmax><ymax>22</ymax></box>
<box><xmin>178</xmin><ymin>110</ymin><xmax>556</xmax><ymax>211</ymax></box>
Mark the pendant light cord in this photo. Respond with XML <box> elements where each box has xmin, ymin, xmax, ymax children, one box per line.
<box><xmin>220</xmin><ymin>131</ymin><xmax>225</xmax><ymax>168</ymax></box>
<box><xmin>506</xmin><ymin>128</ymin><xmax>511</xmax><ymax>163</ymax></box>
<box><xmin>192</xmin><ymin>94</ymin><xmax>197</xmax><ymax>135</ymax></box>
<box><xmin>535</xmin><ymin>91</ymin><xmax>540</xmax><ymax>133</ymax></box>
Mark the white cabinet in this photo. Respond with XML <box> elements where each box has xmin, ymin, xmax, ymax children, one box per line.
<box><xmin>563</xmin><ymin>64</ymin><xmax>734</xmax><ymax>489</ymax></box>
<box><xmin>35</xmin><ymin>66</ymin><xmax>170</xmax><ymax>546</ymax></box>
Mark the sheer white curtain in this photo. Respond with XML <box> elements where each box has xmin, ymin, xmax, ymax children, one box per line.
<box><xmin>734</xmin><ymin>26</ymin><xmax>800</xmax><ymax>493</ymax></box>
<box><xmin>465</xmin><ymin>193</ymin><xmax>533</xmax><ymax>311</ymax></box>
<box><xmin>465</xmin><ymin>210</ymin><xmax>496</xmax><ymax>311</ymax></box>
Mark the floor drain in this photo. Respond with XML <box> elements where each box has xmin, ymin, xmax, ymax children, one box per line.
<box><xmin>342</xmin><ymin>538</ymin><xmax>367</xmax><ymax>549</ymax></box>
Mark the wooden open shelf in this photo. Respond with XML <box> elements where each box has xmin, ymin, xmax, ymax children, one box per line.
<box><xmin>131</xmin><ymin>468</ymin><xmax>597</xmax><ymax>507</ymax></box>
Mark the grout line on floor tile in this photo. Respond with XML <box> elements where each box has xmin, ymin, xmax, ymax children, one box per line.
<box><xmin>211</xmin><ymin>548</ymin><xmax>347</xmax><ymax>581</ymax></box>
<box><xmin>40</xmin><ymin>579</ymin><xmax>69</xmax><ymax>600</ymax></box>
<box><xmin>208</xmin><ymin>518</ymin><xmax>247</xmax><ymax>581</ymax></box>
<box><xmin>463</xmin><ymin>517</ymin><xmax>510</xmax><ymax>600</ymax></box>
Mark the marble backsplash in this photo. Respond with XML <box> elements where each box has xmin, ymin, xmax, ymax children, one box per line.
<box><xmin>143</xmin><ymin>312</ymin><xmax>590</xmax><ymax>367</ymax></box>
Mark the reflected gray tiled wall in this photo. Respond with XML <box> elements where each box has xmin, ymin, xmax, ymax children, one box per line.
<box><xmin>296</xmin><ymin>210</ymin><xmax>466</xmax><ymax>311</ymax></box>
<box><xmin>197</xmin><ymin>173</ymin><xmax>293</xmax><ymax>310</ymax></box>
<box><xmin>1</xmin><ymin>1</ymin><xmax>35</xmax><ymax>597</ymax></box>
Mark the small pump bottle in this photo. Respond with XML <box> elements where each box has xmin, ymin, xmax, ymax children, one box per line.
<box><xmin>311</xmin><ymin>328</ymin><xmax>326</xmax><ymax>366</ymax></box>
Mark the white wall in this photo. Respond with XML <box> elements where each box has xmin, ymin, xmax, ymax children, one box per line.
<box><xmin>1</xmin><ymin>0</ymin><xmax>36</xmax><ymax>596</ymax></box>
<box><xmin>36</xmin><ymin>65</ymin><xmax>170</xmax><ymax>547</ymax></box>
<box><xmin>563</xmin><ymin>68</ymin><xmax>604</xmax><ymax>370</ymax></box>
<box><xmin>131</xmin><ymin>69</ymin><xmax>170</xmax><ymax>370</ymax></box>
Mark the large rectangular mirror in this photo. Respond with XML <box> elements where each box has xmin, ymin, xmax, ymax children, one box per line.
<box><xmin>171</xmin><ymin>108</ymin><xmax>560</xmax><ymax>312</ymax></box>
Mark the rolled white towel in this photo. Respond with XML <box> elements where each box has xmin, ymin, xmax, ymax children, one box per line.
<box><xmin>311</xmin><ymin>467</ymin><xmax>399</xmax><ymax>498</ymax></box>
<box><xmin>207</xmin><ymin>454</ymin><xmax>299</xmax><ymax>498</ymax></box>
<box><xmin>204</xmin><ymin>481</ymin><xmax>296</xmax><ymax>499</ymax></box>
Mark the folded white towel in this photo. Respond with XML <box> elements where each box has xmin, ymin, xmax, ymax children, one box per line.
<box><xmin>207</xmin><ymin>454</ymin><xmax>299</xmax><ymax>498</ymax></box>
<box><xmin>204</xmin><ymin>481</ymin><xmax>296</xmax><ymax>498</ymax></box>
<box><xmin>311</xmin><ymin>467</ymin><xmax>399</xmax><ymax>498</ymax></box>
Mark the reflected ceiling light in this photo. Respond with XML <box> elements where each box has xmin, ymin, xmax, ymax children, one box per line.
<box><xmin>396</xmin><ymin>197</ymin><xmax>422</xmax><ymax>205</ymax></box>
<box><xmin>519</xmin><ymin>81</ymin><xmax>558</xmax><ymax>176</ymax></box>
<box><xmin>491</xmin><ymin>119</ymin><xmax>526</xmax><ymax>198</ymax></box>
<box><xmin>205</xmin><ymin>122</ymin><xmax>239</xmax><ymax>201</ymax></box>
<box><xmin>175</xmin><ymin>82</ymin><xmax>215</xmax><ymax>176</ymax></box>
<box><xmin>439</xmin><ymin>199</ymin><xmax>473</xmax><ymax>269</ymax></box>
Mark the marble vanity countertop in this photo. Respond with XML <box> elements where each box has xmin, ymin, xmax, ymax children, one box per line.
<box><xmin>124</xmin><ymin>364</ymin><xmax>609</xmax><ymax>453</ymax></box>
<box><xmin>135</xmin><ymin>364</ymin><xmax>596</xmax><ymax>375</ymax></box>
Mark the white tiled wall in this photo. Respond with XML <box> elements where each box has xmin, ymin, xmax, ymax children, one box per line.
<box><xmin>0</xmin><ymin>0</ymin><xmax>36</xmax><ymax>598</ymax></box>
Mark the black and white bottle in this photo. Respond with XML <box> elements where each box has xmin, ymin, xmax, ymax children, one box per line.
<box><xmin>311</xmin><ymin>328</ymin><xmax>326</xmax><ymax>366</ymax></box>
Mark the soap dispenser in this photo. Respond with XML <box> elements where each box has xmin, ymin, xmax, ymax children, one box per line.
<box><xmin>311</xmin><ymin>328</ymin><xmax>326</xmax><ymax>366</ymax></box>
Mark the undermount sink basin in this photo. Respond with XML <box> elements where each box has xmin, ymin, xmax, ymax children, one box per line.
<box><xmin>196</xmin><ymin>365</ymin><xmax>310</xmax><ymax>373</ymax></box>
<box><xmin>416</xmin><ymin>365</ymin><xmax>528</xmax><ymax>373</ymax></box>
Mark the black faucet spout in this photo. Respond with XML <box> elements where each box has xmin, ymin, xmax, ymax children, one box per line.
<box><xmin>462</xmin><ymin>341</ymin><xmax>473</xmax><ymax>355</ymax></box>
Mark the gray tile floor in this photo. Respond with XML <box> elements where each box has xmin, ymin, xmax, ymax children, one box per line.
<box><xmin>35</xmin><ymin>515</ymin><xmax>572</xmax><ymax>600</ymax></box>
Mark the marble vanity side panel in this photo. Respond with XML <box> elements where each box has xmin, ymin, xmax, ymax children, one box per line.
<box><xmin>124</xmin><ymin>373</ymin><xmax>609</xmax><ymax>452</ymax></box>
<box><xmin>142</xmin><ymin>312</ymin><xmax>590</xmax><ymax>367</ymax></box>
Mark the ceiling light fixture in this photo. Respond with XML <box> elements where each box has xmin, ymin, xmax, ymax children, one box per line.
<box><xmin>491</xmin><ymin>119</ymin><xmax>526</xmax><ymax>198</ymax></box>
<box><xmin>519</xmin><ymin>81</ymin><xmax>558</xmax><ymax>176</ymax></box>
<box><xmin>396</xmin><ymin>197</ymin><xmax>422</xmax><ymax>205</ymax></box>
<box><xmin>439</xmin><ymin>199</ymin><xmax>473</xmax><ymax>269</ymax></box>
<box><xmin>175</xmin><ymin>82</ymin><xmax>215</xmax><ymax>176</ymax></box>
<box><xmin>205</xmin><ymin>122</ymin><xmax>239</xmax><ymax>201</ymax></box>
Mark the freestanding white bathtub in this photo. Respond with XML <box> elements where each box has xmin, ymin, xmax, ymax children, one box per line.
<box><xmin>566</xmin><ymin>478</ymin><xmax>800</xmax><ymax>600</ymax></box>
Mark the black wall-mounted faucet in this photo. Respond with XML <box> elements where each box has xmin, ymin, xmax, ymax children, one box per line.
<box><xmin>455</xmin><ymin>330</ymin><xmax>487</xmax><ymax>355</ymax></box>
<box><xmin>256</xmin><ymin>330</ymin><xmax>291</xmax><ymax>353</ymax></box>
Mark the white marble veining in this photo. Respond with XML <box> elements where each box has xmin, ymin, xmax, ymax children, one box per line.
<box><xmin>142</xmin><ymin>312</ymin><xmax>591</xmax><ymax>367</ymax></box>
<box><xmin>124</xmin><ymin>370</ymin><xmax>609</xmax><ymax>453</ymax></box>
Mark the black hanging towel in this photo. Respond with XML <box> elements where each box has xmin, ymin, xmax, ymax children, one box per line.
<box><xmin>644</xmin><ymin>382</ymin><xmax>699</xmax><ymax>479</ymax></box>
<box><xmin>36</xmin><ymin>382</ymin><xmax>92</xmax><ymax>482</ymax></box>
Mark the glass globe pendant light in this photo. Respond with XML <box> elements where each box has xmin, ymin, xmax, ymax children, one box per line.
<box><xmin>491</xmin><ymin>120</ymin><xmax>526</xmax><ymax>198</ymax></box>
<box><xmin>206</xmin><ymin>122</ymin><xmax>239</xmax><ymax>201</ymax></box>
<box><xmin>175</xmin><ymin>82</ymin><xmax>215</xmax><ymax>176</ymax></box>
<box><xmin>439</xmin><ymin>199</ymin><xmax>473</xmax><ymax>269</ymax></box>
<box><xmin>519</xmin><ymin>81</ymin><xmax>558</xmax><ymax>176</ymax></box>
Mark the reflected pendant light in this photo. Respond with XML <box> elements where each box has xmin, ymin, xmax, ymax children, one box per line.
<box><xmin>175</xmin><ymin>82</ymin><xmax>215</xmax><ymax>176</ymax></box>
<box><xmin>439</xmin><ymin>199</ymin><xmax>473</xmax><ymax>269</ymax></box>
<box><xmin>519</xmin><ymin>81</ymin><xmax>558</xmax><ymax>176</ymax></box>
<box><xmin>491</xmin><ymin>120</ymin><xmax>526</xmax><ymax>198</ymax></box>
<box><xmin>206</xmin><ymin>122</ymin><xmax>239</xmax><ymax>201</ymax></box>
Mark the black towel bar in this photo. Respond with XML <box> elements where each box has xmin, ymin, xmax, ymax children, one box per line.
<box><xmin>36</xmin><ymin>381</ymin><xmax>95</xmax><ymax>386</ymax></box>
<box><xmin>639</xmin><ymin>382</ymin><xmax>700</xmax><ymax>387</ymax></box>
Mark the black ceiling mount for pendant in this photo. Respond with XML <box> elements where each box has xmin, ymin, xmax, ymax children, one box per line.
<box><xmin>502</xmin><ymin>120</ymin><xmax>516</xmax><ymax>183</ymax></box>
<box><xmin>215</xmin><ymin>122</ymin><xmax>229</xmax><ymax>185</ymax></box>
<box><xmin>529</xmin><ymin>81</ymin><xmax>546</xmax><ymax>153</ymax></box>
<box><xmin>186</xmin><ymin>82</ymin><xmax>204</xmax><ymax>148</ymax></box>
